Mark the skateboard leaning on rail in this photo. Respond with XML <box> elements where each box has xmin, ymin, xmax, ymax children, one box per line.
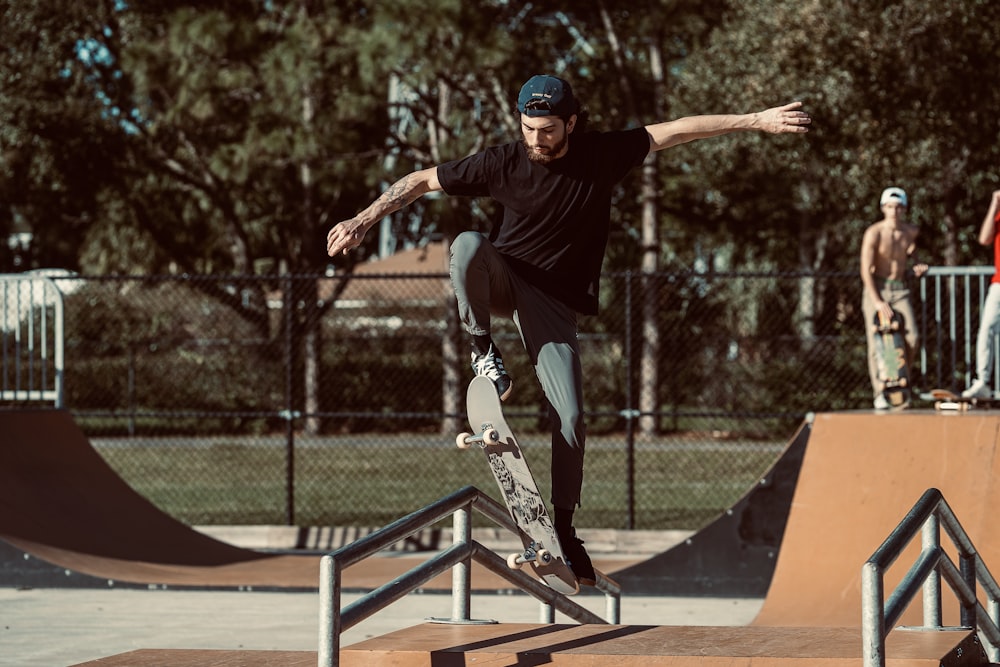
<box><xmin>456</xmin><ymin>375</ymin><xmax>579</xmax><ymax>595</ymax></box>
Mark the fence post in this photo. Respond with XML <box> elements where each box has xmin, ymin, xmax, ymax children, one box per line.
<box><xmin>283</xmin><ymin>273</ymin><xmax>295</xmax><ymax>526</ymax></box>
<box><xmin>623</xmin><ymin>271</ymin><xmax>635</xmax><ymax>530</ymax></box>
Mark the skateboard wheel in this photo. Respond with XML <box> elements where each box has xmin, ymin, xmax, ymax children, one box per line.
<box><xmin>536</xmin><ymin>549</ymin><xmax>552</xmax><ymax>565</ymax></box>
<box><xmin>456</xmin><ymin>433</ymin><xmax>473</xmax><ymax>449</ymax></box>
<box><xmin>506</xmin><ymin>552</ymin><xmax>523</xmax><ymax>570</ymax></box>
<box><xmin>483</xmin><ymin>429</ymin><xmax>500</xmax><ymax>445</ymax></box>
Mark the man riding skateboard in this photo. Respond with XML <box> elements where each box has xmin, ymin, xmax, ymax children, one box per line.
<box><xmin>328</xmin><ymin>74</ymin><xmax>811</xmax><ymax>585</ymax></box>
<box><xmin>860</xmin><ymin>187</ymin><xmax>929</xmax><ymax>410</ymax></box>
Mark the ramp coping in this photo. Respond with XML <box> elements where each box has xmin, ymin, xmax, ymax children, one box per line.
<box><xmin>862</xmin><ymin>486</ymin><xmax>1000</xmax><ymax>666</ymax></box>
<box><xmin>317</xmin><ymin>485</ymin><xmax>621</xmax><ymax>667</ymax></box>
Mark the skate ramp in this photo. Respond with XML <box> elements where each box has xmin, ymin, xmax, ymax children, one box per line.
<box><xmin>0</xmin><ymin>409</ymin><xmax>633</xmax><ymax>590</ymax></box>
<box><xmin>333</xmin><ymin>410</ymin><xmax>1000</xmax><ymax>666</ymax></box>
<box><xmin>0</xmin><ymin>408</ymin><xmax>324</xmax><ymax>588</ymax></box>
<box><xmin>9</xmin><ymin>408</ymin><xmax>1000</xmax><ymax>666</ymax></box>
<box><xmin>753</xmin><ymin>410</ymin><xmax>1000</xmax><ymax>628</ymax></box>
<box><xmin>0</xmin><ymin>405</ymin><xmax>816</xmax><ymax>596</ymax></box>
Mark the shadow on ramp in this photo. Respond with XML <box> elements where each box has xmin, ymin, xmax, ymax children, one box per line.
<box><xmin>614</xmin><ymin>418</ymin><xmax>811</xmax><ymax>597</ymax></box>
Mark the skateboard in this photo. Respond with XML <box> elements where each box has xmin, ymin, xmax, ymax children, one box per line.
<box><xmin>456</xmin><ymin>376</ymin><xmax>579</xmax><ymax>595</ymax></box>
<box><xmin>925</xmin><ymin>388</ymin><xmax>1000</xmax><ymax>412</ymax></box>
<box><xmin>871</xmin><ymin>309</ymin><xmax>910</xmax><ymax>408</ymax></box>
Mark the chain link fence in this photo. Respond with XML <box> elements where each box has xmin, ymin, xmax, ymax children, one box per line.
<box><xmin>5</xmin><ymin>266</ymin><xmax>932</xmax><ymax>531</ymax></box>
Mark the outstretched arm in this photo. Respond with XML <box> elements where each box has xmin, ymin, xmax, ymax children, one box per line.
<box><xmin>978</xmin><ymin>190</ymin><xmax>1000</xmax><ymax>246</ymax></box>
<box><xmin>645</xmin><ymin>101</ymin><xmax>811</xmax><ymax>153</ymax></box>
<box><xmin>326</xmin><ymin>167</ymin><xmax>442</xmax><ymax>257</ymax></box>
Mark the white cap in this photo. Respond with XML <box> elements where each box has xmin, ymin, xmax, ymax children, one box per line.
<box><xmin>880</xmin><ymin>187</ymin><xmax>908</xmax><ymax>207</ymax></box>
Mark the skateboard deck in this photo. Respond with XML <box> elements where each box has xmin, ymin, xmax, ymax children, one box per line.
<box><xmin>872</xmin><ymin>309</ymin><xmax>911</xmax><ymax>408</ymax></box>
<box><xmin>925</xmin><ymin>388</ymin><xmax>1000</xmax><ymax>412</ymax></box>
<box><xmin>457</xmin><ymin>376</ymin><xmax>579</xmax><ymax>595</ymax></box>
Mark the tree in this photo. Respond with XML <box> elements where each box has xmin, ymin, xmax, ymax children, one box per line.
<box><xmin>581</xmin><ymin>1</ymin><xmax>726</xmax><ymax>437</ymax></box>
<box><xmin>671</xmin><ymin>0</ymin><xmax>1000</xmax><ymax>272</ymax></box>
<box><xmin>0</xmin><ymin>1</ymin><xmax>131</xmax><ymax>271</ymax></box>
<box><xmin>659</xmin><ymin>0</ymin><xmax>1000</xmax><ymax>373</ymax></box>
<box><xmin>15</xmin><ymin>0</ymin><xmax>999</xmax><ymax>439</ymax></box>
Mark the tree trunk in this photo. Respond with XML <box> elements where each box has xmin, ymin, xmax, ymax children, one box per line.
<box><xmin>638</xmin><ymin>40</ymin><xmax>666</xmax><ymax>438</ymax></box>
<box><xmin>428</xmin><ymin>79</ymin><xmax>464</xmax><ymax>434</ymax></box>
<box><xmin>597</xmin><ymin>5</ymin><xmax>665</xmax><ymax>437</ymax></box>
<box><xmin>299</xmin><ymin>57</ymin><xmax>320</xmax><ymax>434</ymax></box>
<box><xmin>303</xmin><ymin>282</ymin><xmax>321</xmax><ymax>436</ymax></box>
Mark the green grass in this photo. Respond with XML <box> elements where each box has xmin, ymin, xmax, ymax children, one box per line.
<box><xmin>93</xmin><ymin>432</ymin><xmax>786</xmax><ymax>530</ymax></box>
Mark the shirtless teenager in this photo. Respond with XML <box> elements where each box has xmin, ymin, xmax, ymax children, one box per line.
<box><xmin>860</xmin><ymin>187</ymin><xmax>929</xmax><ymax>409</ymax></box>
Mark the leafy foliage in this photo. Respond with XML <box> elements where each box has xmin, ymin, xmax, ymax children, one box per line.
<box><xmin>5</xmin><ymin>1</ymin><xmax>1000</xmax><ymax>276</ymax></box>
<box><xmin>670</xmin><ymin>0</ymin><xmax>1000</xmax><ymax>271</ymax></box>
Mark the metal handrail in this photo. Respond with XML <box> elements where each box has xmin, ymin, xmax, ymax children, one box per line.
<box><xmin>919</xmin><ymin>266</ymin><xmax>998</xmax><ymax>392</ymax></box>
<box><xmin>861</xmin><ymin>487</ymin><xmax>1000</xmax><ymax>667</ymax></box>
<box><xmin>317</xmin><ymin>485</ymin><xmax>622</xmax><ymax>667</ymax></box>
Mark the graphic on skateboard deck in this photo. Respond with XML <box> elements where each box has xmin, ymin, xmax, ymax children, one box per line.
<box><xmin>872</xmin><ymin>309</ymin><xmax>910</xmax><ymax>408</ymax></box>
<box><xmin>925</xmin><ymin>388</ymin><xmax>1000</xmax><ymax>412</ymax></box>
<box><xmin>456</xmin><ymin>376</ymin><xmax>579</xmax><ymax>595</ymax></box>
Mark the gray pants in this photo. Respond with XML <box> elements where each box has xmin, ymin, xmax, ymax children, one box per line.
<box><xmin>973</xmin><ymin>282</ymin><xmax>1000</xmax><ymax>384</ymax></box>
<box><xmin>449</xmin><ymin>231</ymin><xmax>585</xmax><ymax>510</ymax></box>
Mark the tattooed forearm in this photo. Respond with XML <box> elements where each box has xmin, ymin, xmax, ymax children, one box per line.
<box><xmin>328</xmin><ymin>168</ymin><xmax>438</xmax><ymax>257</ymax></box>
<box><xmin>384</xmin><ymin>175</ymin><xmax>416</xmax><ymax>206</ymax></box>
<box><xmin>353</xmin><ymin>169</ymin><xmax>436</xmax><ymax>233</ymax></box>
<box><xmin>376</xmin><ymin>174</ymin><xmax>421</xmax><ymax>215</ymax></box>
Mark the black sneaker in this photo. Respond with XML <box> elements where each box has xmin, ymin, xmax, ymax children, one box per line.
<box><xmin>471</xmin><ymin>342</ymin><xmax>513</xmax><ymax>401</ymax></box>
<box><xmin>556</xmin><ymin>525</ymin><xmax>596</xmax><ymax>586</ymax></box>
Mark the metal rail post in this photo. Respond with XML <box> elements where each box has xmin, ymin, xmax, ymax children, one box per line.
<box><xmin>452</xmin><ymin>502</ymin><xmax>472</xmax><ymax>622</ymax></box>
<box><xmin>921</xmin><ymin>513</ymin><xmax>942</xmax><ymax>627</ymax></box>
<box><xmin>318</xmin><ymin>554</ymin><xmax>342</xmax><ymax>667</ymax></box>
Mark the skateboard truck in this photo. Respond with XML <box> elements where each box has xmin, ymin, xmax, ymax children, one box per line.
<box><xmin>456</xmin><ymin>428</ymin><xmax>500</xmax><ymax>449</ymax></box>
<box><xmin>506</xmin><ymin>540</ymin><xmax>553</xmax><ymax>571</ymax></box>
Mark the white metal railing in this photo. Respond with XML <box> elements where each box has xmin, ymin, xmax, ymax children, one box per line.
<box><xmin>861</xmin><ymin>487</ymin><xmax>1000</xmax><ymax>667</ymax></box>
<box><xmin>0</xmin><ymin>274</ymin><xmax>66</xmax><ymax>407</ymax></box>
<box><xmin>919</xmin><ymin>266</ymin><xmax>998</xmax><ymax>392</ymax></box>
<box><xmin>317</xmin><ymin>485</ymin><xmax>621</xmax><ymax>667</ymax></box>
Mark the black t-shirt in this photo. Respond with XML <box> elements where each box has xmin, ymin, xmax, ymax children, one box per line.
<box><xmin>437</xmin><ymin>127</ymin><xmax>650</xmax><ymax>315</ymax></box>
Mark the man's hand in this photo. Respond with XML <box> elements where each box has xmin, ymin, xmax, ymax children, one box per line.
<box><xmin>913</xmin><ymin>263</ymin><xmax>929</xmax><ymax>279</ymax></box>
<box><xmin>327</xmin><ymin>218</ymin><xmax>367</xmax><ymax>257</ymax></box>
<box><xmin>874</xmin><ymin>298</ymin><xmax>895</xmax><ymax>320</ymax></box>
<box><xmin>754</xmin><ymin>101</ymin><xmax>811</xmax><ymax>134</ymax></box>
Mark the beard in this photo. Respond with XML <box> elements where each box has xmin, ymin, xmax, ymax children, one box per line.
<box><xmin>523</xmin><ymin>134</ymin><xmax>568</xmax><ymax>164</ymax></box>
